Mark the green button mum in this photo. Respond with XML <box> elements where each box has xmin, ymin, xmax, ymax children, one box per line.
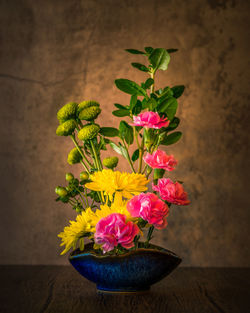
<box><xmin>78</xmin><ymin>100</ymin><xmax>100</xmax><ymax>113</ymax></box>
<box><xmin>55</xmin><ymin>186</ymin><xmax>68</xmax><ymax>197</ymax></box>
<box><xmin>103</xmin><ymin>156</ymin><xmax>119</xmax><ymax>169</ymax></box>
<box><xmin>57</xmin><ymin>102</ymin><xmax>78</xmax><ymax>123</ymax></box>
<box><xmin>78</xmin><ymin>124</ymin><xmax>100</xmax><ymax>141</ymax></box>
<box><xmin>56</xmin><ymin>119</ymin><xmax>77</xmax><ymax>136</ymax></box>
<box><xmin>67</xmin><ymin>148</ymin><xmax>83</xmax><ymax>165</ymax></box>
<box><xmin>80</xmin><ymin>171</ymin><xmax>89</xmax><ymax>181</ymax></box>
<box><xmin>79</xmin><ymin>106</ymin><xmax>101</xmax><ymax>121</ymax></box>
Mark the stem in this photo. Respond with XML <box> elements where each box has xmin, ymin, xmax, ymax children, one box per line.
<box><xmin>90</xmin><ymin>140</ymin><xmax>101</xmax><ymax>171</ymax></box>
<box><xmin>84</xmin><ymin>188</ymin><xmax>89</xmax><ymax>207</ymax></box>
<box><xmin>90</xmin><ymin>140</ymin><xmax>105</xmax><ymax>204</ymax></box>
<box><xmin>146</xmin><ymin>225</ymin><xmax>154</xmax><ymax>247</ymax></box>
<box><xmin>138</xmin><ymin>137</ymin><xmax>144</xmax><ymax>173</ymax></box>
<box><xmin>150</xmin><ymin>72</ymin><xmax>155</xmax><ymax>94</ymax></box>
<box><xmin>122</xmin><ymin>139</ymin><xmax>135</xmax><ymax>173</ymax></box>
<box><xmin>70</xmin><ymin>135</ymin><xmax>91</xmax><ymax>174</ymax></box>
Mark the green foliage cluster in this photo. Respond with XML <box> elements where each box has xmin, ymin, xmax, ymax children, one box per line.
<box><xmin>55</xmin><ymin>46</ymin><xmax>185</xmax><ymax>211</ymax></box>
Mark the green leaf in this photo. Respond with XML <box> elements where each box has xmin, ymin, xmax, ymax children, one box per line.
<box><xmin>112</xmin><ymin>109</ymin><xmax>130</xmax><ymax>117</ymax></box>
<box><xmin>119</xmin><ymin>121</ymin><xmax>134</xmax><ymax>145</ymax></box>
<box><xmin>166</xmin><ymin>117</ymin><xmax>180</xmax><ymax>131</ymax></box>
<box><xmin>114</xmin><ymin>103</ymin><xmax>128</xmax><ymax>110</ymax></box>
<box><xmin>172</xmin><ymin>85</ymin><xmax>185</xmax><ymax>98</ymax></box>
<box><xmin>125</xmin><ymin>49</ymin><xmax>145</xmax><ymax>55</ymax></box>
<box><xmin>144</xmin><ymin>78</ymin><xmax>154</xmax><ymax>89</ymax></box>
<box><xmin>157</xmin><ymin>97</ymin><xmax>178</xmax><ymax>120</ymax></box>
<box><xmin>160</xmin><ymin>131</ymin><xmax>182</xmax><ymax>145</ymax></box>
<box><xmin>115</xmin><ymin>79</ymin><xmax>147</xmax><ymax>97</ymax></box>
<box><xmin>132</xmin><ymin>149</ymin><xmax>139</xmax><ymax>162</ymax></box>
<box><xmin>130</xmin><ymin>95</ymin><xmax>137</xmax><ymax>110</ymax></box>
<box><xmin>147</xmin><ymin>98</ymin><xmax>157</xmax><ymax>111</ymax></box>
<box><xmin>110</xmin><ymin>142</ymin><xmax>123</xmax><ymax>155</ymax></box>
<box><xmin>131</xmin><ymin>63</ymin><xmax>149</xmax><ymax>72</ymax></box>
<box><xmin>142</xmin><ymin>98</ymin><xmax>148</xmax><ymax>109</ymax></box>
<box><xmin>132</xmin><ymin>100</ymin><xmax>142</xmax><ymax>115</ymax></box>
<box><xmin>99</xmin><ymin>127</ymin><xmax>119</xmax><ymax>137</ymax></box>
<box><xmin>144</xmin><ymin>46</ymin><xmax>154</xmax><ymax>54</ymax></box>
<box><xmin>167</xmin><ymin>48</ymin><xmax>178</xmax><ymax>53</ymax></box>
<box><xmin>149</xmin><ymin>48</ymin><xmax>170</xmax><ymax>72</ymax></box>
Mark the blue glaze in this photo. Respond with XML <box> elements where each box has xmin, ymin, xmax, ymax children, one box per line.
<box><xmin>69</xmin><ymin>243</ymin><xmax>181</xmax><ymax>293</ymax></box>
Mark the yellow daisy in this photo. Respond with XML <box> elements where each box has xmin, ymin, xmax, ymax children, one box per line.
<box><xmin>58</xmin><ymin>209</ymin><xmax>93</xmax><ymax>255</ymax></box>
<box><xmin>85</xmin><ymin>169</ymin><xmax>149</xmax><ymax>201</ymax></box>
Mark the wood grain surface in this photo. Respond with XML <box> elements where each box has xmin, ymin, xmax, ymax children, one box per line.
<box><xmin>0</xmin><ymin>266</ymin><xmax>249</xmax><ymax>313</ymax></box>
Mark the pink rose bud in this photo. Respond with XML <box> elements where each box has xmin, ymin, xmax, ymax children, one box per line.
<box><xmin>131</xmin><ymin>111</ymin><xmax>170</xmax><ymax>129</ymax></box>
<box><xmin>127</xmin><ymin>193</ymin><xmax>169</xmax><ymax>229</ymax></box>
<box><xmin>153</xmin><ymin>178</ymin><xmax>190</xmax><ymax>206</ymax></box>
<box><xmin>94</xmin><ymin>213</ymin><xmax>139</xmax><ymax>253</ymax></box>
<box><xmin>143</xmin><ymin>150</ymin><xmax>177</xmax><ymax>171</ymax></box>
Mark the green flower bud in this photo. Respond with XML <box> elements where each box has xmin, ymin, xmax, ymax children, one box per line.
<box><xmin>78</xmin><ymin>100</ymin><xmax>100</xmax><ymax>113</ymax></box>
<box><xmin>65</xmin><ymin>173</ymin><xmax>74</xmax><ymax>182</ymax></box>
<box><xmin>57</xmin><ymin>102</ymin><xmax>78</xmax><ymax>123</ymax></box>
<box><xmin>67</xmin><ymin>148</ymin><xmax>83</xmax><ymax>165</ymax></box>
<box><xmin>56</xmin><ymin>119</ymin><xmax>77</xmax><ymax>136</ymax></box>
<box><xmin>103</xmin><ymin>156</ymin><xmax>119</xmax><ymax>169</ymax></box>
<box><xmin>78</xmin><ymin>106</ymin><xmax>101</xmax><ymax>121</ymax></box>
<box><xmin>78</xmin><ymin>124</ymin><xmax>100</xmax><ymax>141</ymax></box>
<box><xmin>55</xmin><ymin>186</ymin><xmax>68</xmax><ymax>197</ymax></box>
<box><xmin>80</xmin><ymin>171</ymin><xmax>89</xmax><ymax>181</ymax></box>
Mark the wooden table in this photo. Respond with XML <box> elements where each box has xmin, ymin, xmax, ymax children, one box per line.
<box><xmin>0</xmin><ymin>266</ymin><xmax>249</xmax><ymax>313</ymax></box>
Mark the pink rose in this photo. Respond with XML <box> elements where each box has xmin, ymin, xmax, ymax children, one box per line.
<box><xmin>127</xmin><ymin>193</ymin><xmax>169</xmax><ymax>229</ymax></box>
<box><xmin>131</xmin><ymin>111</ymin><xmax>169</xmax><ymax>129</ymax></box>
<box><xmin>94</xmin><ymin>213</ymin><xmax>139</xmax><ymax>253</ymax></box>
<box><xmin>143</xmin><ymin>150</ymin><xmax>177</xmax><ymax>171</ymax></box>
<box><xmin>153</xmin><ymin>178</ymin><xmax>190</xmax><ymax>205</ymax></box>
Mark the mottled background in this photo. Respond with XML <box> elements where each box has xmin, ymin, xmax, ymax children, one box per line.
<box><xmin>0</xmin><ymin>0</ymin><xmax>249</xmax><ymax>266</ymax></box>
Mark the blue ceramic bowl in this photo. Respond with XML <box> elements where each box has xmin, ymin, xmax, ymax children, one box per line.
<box><xmin>69</xmin><ymin>243</ymin><xmax>181</xmax><ymax>293</ymax></box>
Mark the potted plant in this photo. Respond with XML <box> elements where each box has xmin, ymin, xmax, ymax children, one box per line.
<box><xmin>55</xmin><ymin>47</ymin><xmax>190</xmax><ymax>293</ymax></box>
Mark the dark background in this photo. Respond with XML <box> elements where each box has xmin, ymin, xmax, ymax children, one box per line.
<box><xmin>0</xmin><ymin>0</ymin><xmax>249</xmax><ymax>266</ymax></box>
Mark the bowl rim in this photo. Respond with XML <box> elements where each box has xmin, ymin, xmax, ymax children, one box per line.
<box><xmin>69</xmin><ymin>242</ymin><xmax>181</xmax><ymax>261</ymax></box>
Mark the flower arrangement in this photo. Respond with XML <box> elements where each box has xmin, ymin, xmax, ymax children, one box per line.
<box><xmin>55</xmin><ymin>47</ymin><xmax>190</xmax><ymax>256</ymax></box>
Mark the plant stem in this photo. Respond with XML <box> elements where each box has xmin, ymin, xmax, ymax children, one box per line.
<box><xmin>138</xmin><ymin>137</ymin><xmax>144</xmax><ymax>173</ymax></box>
<box><xmin>121</xmin><ymin>139</ymin><xmax>135</xmax><ymax>173</ymax></box>
<box><xmin>146</xmin><ymin>225</ymin><xmax>154</xmax><ymax>247</ymax></box>
<box><xmin>84</xmin><ymin>188</ymin><xmax>89</xmax><ymax>207</ymax></box>
<box><xmin>70</xmin><ymin>135</ymin><xmax>91</xmax><ymax>173</ymax></box>
<box><xmin>150</xmin><ymin>72</ymin><xmax>155</xmax><ymax>94</ymax></box>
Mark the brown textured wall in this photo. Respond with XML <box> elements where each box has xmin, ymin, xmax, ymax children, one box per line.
<box><xmin>0</xmin><ymin>0</ymin><xmax>249</xmax><ymax>266</ymax></box>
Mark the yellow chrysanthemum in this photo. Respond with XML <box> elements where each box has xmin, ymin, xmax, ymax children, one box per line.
<box><xmin>58</xmin><ymin>209</ymin><xmax>93</xmax><ymax>255</ymax></box>
<box><xmin>85</xmin><ymin>169</ymin><xmax>149</xmax><ymax>201</ymax></box>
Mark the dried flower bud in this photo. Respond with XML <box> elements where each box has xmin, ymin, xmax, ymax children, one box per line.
<box><xmin>65</xmin><ymin>173</ymin><xmax>74</xmax><ymax>182</ymax></box>
<box><xmin>103</xmin><ymin>156</ymin><xmax>119</xmax><ymax>169</ymax></box>
<box><xmin>57</xmin><ymin>102</ymin><xmax>78</xmax><ymax>123</ymax></box>
<box><xmin>67</xmin><ymin>148</ymin><xmax>83</xmax><ymax>165</ymax></box>
<box><xmin>80</xmin><ymin>171</ymin><xmax>89</xmax><ymax>181</ymax></box>
<box><xmin>78</xmin><ymin>106</ymin><xmax>101</xmax><ymax>121</ymax></box>
<box><xmin>56</xmin><ymin>119</ymin><xmax>76</xmax><ymax>136</ymax></box>
<box><xmin>55</xmin><ymin>186</ymin><xmax>68</xmax><ymax>197</ymax></box>
<box><xmin>78</xmin><ymin>124</ymin><xmax>100</xmax><ymax>141</ymax></box>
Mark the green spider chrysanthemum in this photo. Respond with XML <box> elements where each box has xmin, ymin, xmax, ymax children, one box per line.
<box><xmin>103</xmin><ymin>156</ymin><xmax>119</xmax><ymax>169</ymax></box>
<box><xmin>78</xmin><ymin>124</ymin><xmax>100</xmax><ymax>141</ymax></box>
<box><xmin>67</xmin><ymin>147</ymin><xmax>83</xmax><ymax>165</ymax></box>
<box><xmin>56</xmin><ymin>119</ymin><xmax>77</xmax><ymax>136</ymax></box>
<box><xmin>57</xmin><ymin>102</ymin><xmax>78</xmax><ymax>123</ymax></box>
<box><xmin>79</xmin><ymin>106</ymin><xmax>101</xmax><ymax>121</ymax></box>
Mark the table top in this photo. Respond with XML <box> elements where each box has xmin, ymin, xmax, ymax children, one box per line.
<box><xmin>0</xmin><ymin>266</ymin><xmax>249</xmax><ymax>313</ymax></box>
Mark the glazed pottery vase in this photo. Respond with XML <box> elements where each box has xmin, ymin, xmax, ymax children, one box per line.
<box><xmin>69</xmin><ymin>242</ymin><xmax>181</xmax><ymax>293</ymax></box>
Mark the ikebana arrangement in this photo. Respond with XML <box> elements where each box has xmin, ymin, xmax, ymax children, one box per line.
<box><xmin>55</xmin><ymin>47</ymin><xmax>190</xmax><ymax>293</ymax></box>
